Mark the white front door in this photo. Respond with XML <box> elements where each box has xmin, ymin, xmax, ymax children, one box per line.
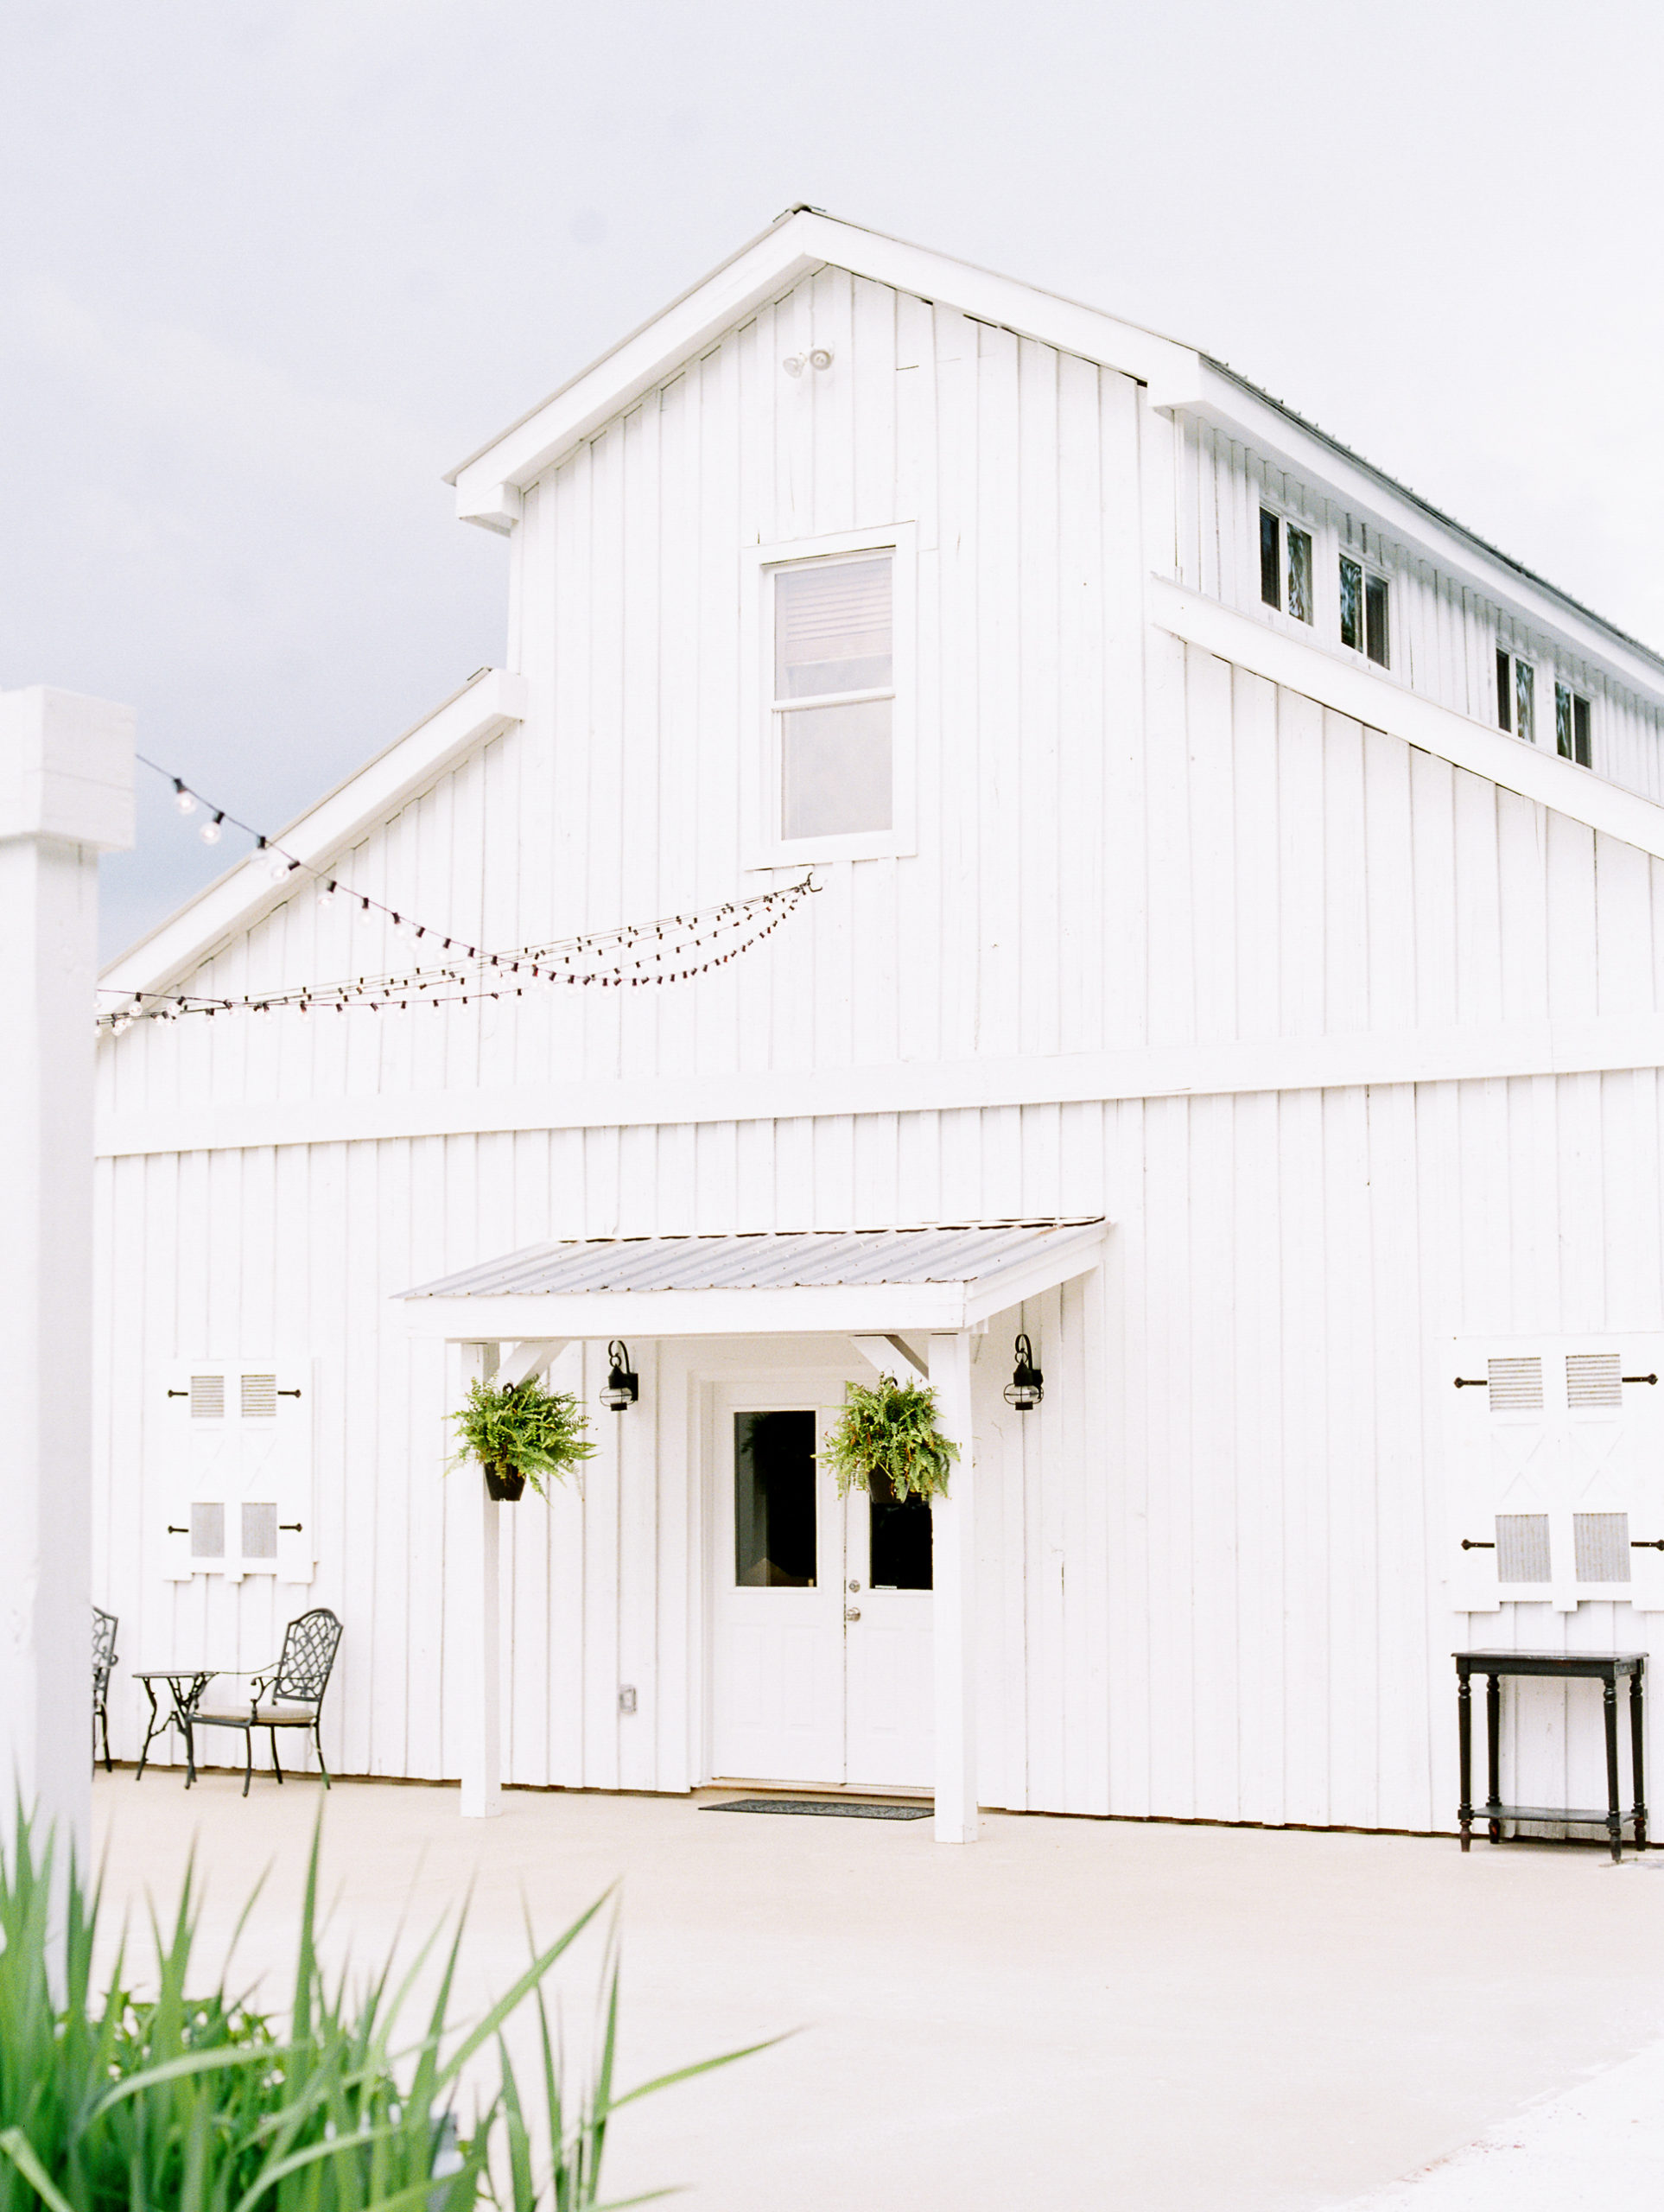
<box><xmin>709</xmin><ymin>1382</ymin><xmax>934</xmax><ymax>1790</ymax></box>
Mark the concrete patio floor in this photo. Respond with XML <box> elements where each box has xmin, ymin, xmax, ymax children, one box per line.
<box><xmin>91</xmin><ymin>1773</ymin><xmax>1664</xmax><ymax>2210</ymax></box>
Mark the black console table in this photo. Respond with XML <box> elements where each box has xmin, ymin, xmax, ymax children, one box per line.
<box><xmin>1454</xmin><ymin>1649</ymin><xmax>1646</xmax><ymax>1863</ymax></box>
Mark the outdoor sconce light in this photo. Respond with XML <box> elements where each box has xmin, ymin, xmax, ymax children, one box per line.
<box><xmin>601</xmin><ymin>1340</ymin><xmax>639</xmax><ymax>1413</ymax></box>
<box><xmin>1003</xmin><ymin>1332</ymin><xmax>1044</xmax><ymax>1412</ymax></box>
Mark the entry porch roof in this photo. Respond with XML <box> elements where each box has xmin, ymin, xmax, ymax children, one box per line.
<box><xmin>399</xmin><ymin>1217</ymin><xmax>1107</xmax><ymax>1338</ymax></box>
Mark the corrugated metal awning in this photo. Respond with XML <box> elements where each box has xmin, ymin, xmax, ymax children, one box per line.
<box><xmin>398</xmin><ymin>1217</ymin><xmax>1107</xmax><ymax>1338</ymax></box>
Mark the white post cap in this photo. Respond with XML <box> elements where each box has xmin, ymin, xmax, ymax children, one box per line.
<box><xmin>0</xmin><ymin>685</ymin><xmax>135</xmax><ymax>851</ymax></box>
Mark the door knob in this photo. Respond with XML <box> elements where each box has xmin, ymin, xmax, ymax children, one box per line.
<box><xmin>844</xmin><ymin>1606</ymin><xmax>861</xmax><ymax>1622</ymax></box>
<box><xmin>847</xmin><ymin>1579</ymin><xmax>861</xmax><ymax>1592</ymax></box>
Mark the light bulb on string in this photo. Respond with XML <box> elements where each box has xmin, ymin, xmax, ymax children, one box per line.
<box><xmin>200</xmin><ymin>811</ymin><xmax>225</xmax><ymax>845</ymax></box>
<box><xmin>173</xmin><ymin>781</ymin><xmax>196</xmax><ymax>817</ymax></box>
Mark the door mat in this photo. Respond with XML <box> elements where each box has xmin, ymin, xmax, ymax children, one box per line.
<box><xmin>702</xmin><ymin>1796</ymin><xmax>931</xmax><ymax>1821</ymax></box>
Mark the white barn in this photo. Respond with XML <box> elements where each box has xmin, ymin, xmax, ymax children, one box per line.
<box><xmin>95</xmin><ymin>208</ymin><xmax>1664</xmax><ymax>1842</ymax></box>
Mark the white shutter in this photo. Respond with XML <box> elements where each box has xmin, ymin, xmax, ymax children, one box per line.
<box><xmin>1446</xmin><ymin>1344</ymin><xmax>1552</xmax><ymax>1612</ymax></box>
<box><xmin>159</xmin><ymin>1363</ymin><xmax>235</xmax><ymax>1580</ymax></box>
<box><xmin>1564</xmin><ymin>1338</ymin><xmax>1664</xmax><ymax>1612</ymax></box>
<box><xmin>1445</xmin><ymin>1335</ymin><xmax>1664</xmax><ymax>1615</ymax></box>
<box><xmin>156</xmin><ymin>1357</ymin><xmax>314</xmax><ymax>1584</ymax></box>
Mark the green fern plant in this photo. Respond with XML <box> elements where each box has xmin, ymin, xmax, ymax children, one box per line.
<box><xmin>821</xmin><ymin>1375</ymin><xmax>958</xmax><ymax>1503</ymax></box>
<box><xmin>447</xmin><ymin>1378</ymin><xmax>595</xmax><ymax>1500</ymax></box>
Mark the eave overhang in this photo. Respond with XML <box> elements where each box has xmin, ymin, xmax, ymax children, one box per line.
<box><xmin>398</xmin><ymin>1219</ymin><xmax>1108</xmax><ymax>1341</ymax></box>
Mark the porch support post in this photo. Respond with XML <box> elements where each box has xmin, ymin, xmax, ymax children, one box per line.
<box><xmin>0</xmin><ymin>687</ymin><xmax>131</xmax><ymax>1869</ymax></box>
<box><xmin>457</xmin><ymin>1340</ymin><xmax>503</xmax><ymax>1818</ymax></box>
<box><xmin>928</xmin><ymin>1329</ymin><xmax>977</xmax><ymax>1843</ymax></box>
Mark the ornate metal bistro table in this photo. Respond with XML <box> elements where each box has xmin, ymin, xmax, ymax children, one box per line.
<box><xmin>1454</xmin><ymin>1649</ymin><xmax>1646</xmax><ymax>1863</ymax></box>
<box><xmin>133</xmin><ymin>1667</ymin><xmax>224</xmax><ymax>1783</ymax></box>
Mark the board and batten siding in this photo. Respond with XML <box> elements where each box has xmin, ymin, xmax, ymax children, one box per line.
<box><xmin>93</xmin><ymin>257</ymin><xmax>1664</xmax><ymax>1833</ymax></box>
<box><xmin>92</xmin><ymin>1055</ymin><xmax>1664</xmax><ymax>1828</ymax></box>
<box><xmin>1162</xmin><ymin>406</ymin><xmax>1664</xmax><ymax>806</ymax></box>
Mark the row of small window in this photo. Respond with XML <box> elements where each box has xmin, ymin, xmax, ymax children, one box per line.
<box><xmin>1496</xmin><ymin>648</ymin><xmax>1591</xmax><ymax>767</ymax></box>
<box><xmin>1260</xmin><ymin>510</ymin><xmax>1389</xmax><ymax>666</ymax></box>
<box><xmin>1261</xmin><ymin>507</ymin><xmax>1596</xmax><ymax>772</ymax></box>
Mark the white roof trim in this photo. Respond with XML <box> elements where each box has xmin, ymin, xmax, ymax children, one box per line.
<box><xmin>1153</xmin><ymin>579</ymin><xmax>1664</xmax><ymax>863</ymax></box>
<box><xmin>445</xmin><ymin>208</ymin><xmax>1198</xmax><ymax>528</ymax></box>
<box><xmin>101</xmin><ymin>668</ymin><xmax>529</xmax><ymax>1003</ymax></box>
<box><xmin>448</xmin><ymin>207</ymin><xmax>1661</xmax><ymax>675</ymax></box>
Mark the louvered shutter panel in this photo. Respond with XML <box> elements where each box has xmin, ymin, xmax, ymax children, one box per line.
<box><xmin>1446</xmin><ymin>1341</ymin><xmax>1553</xmax><ymax>1612</ymax></box>
<box><xmin>159</xmin><ymin>1363</ymin><xmax>236</xmax><ymax>1580</ymax></box>
<box><xmin>1566</xmin><ymin>1336</ymin><xmax>1664</xmax><ymax>1612</ymax></box>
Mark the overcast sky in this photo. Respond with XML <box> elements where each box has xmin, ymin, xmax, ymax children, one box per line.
<box><xmin>4</xmin><ymin>0</ymin><xmax>1661</xmax><ymax>957</ymax></box>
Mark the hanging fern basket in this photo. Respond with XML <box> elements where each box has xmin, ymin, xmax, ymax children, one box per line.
<box><xmin>447</xmin><ymin>1376</ymin><xmax>596</xmax><ymax>1503</ymax></box>
<box><xmin>821</xmin><ymin>1375</ymin><xmax>959</xmax><ymax>1504</ymax></box>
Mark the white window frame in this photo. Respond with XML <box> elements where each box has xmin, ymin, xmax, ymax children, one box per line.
<box><xmin>1496</xmin><ymin>643</ymin><xmax>1538</xmax><ymax>744</ymax></box>
<box><xmin>1257</xmin><ymin>503</ymin><xmax>1316</xmax><ymax>629</ymax></box>
<box><xmin>1553</xmin><ymin>675</ymin><xmax>1594</xmax><ymax>769</ymax></box>
<box><xmin>1337</xmin><ymin>548</ymin><xmax>1392</xmax><ymax>669</ymax></box>
<box><xmin>742</xmin><ymin>523</ymin><xmax>918</xmax><ymax>868</ymax></box>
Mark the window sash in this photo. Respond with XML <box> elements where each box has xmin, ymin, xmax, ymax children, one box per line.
<box><xmin>1515</xmin><ymin>659</ymin><xmax>1535</xmax><ymax>745</ymax></box>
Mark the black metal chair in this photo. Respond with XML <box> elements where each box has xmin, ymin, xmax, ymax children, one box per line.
<box><xmin>92</xmin><ymin>1607</ymin><xmax>118</xmax><ymax>1772</ymax></box>
<box><xmin>183</xmin><ymin>1609</ymin><xmax>343</xmax><ymax>1797</ymax></box>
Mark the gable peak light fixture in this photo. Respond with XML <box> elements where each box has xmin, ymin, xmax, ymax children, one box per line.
<box><xmin>1004</xmin><ymin>1332</ymin><xmax>1044</xmax><ymax>1412</ymax></box>
<box><xmin>601</xmin><ymin>1340</ymin><xmax>639</xmax><ymax>1413</ymax></box>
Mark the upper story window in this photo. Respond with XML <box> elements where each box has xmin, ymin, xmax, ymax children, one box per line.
<box><xmin>773</xmin><ymin>553</ymin><xmax>893</xmax><ymax>841</ymax></box>
<box><xmin>1260</xmin><ymin>509</ymin><xmax>1312</xmax><ymax>623</ymax></box>
<box><xmin>1496</xmin><ymin>646</ymin><xmax>1535</xmax><ymax>745</ymax></box>
<box><xmin>1339</xmin><ymin>556</ymin><xmax>1390</xmax><ymax>667</ymax></box>
<box><xmin>1555</xmin><ymin>681</ymin><xmax>1592</xmax><ymax>767</ymax></box>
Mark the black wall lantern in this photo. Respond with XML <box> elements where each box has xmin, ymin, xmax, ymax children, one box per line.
<box><xmin>601</xmin><ymin>1340</ymin><xmax>639</xmax><ymax>1413</ymax></box>
<box><xmin>1003</xmin><ymin>1332</ymin><xmax>1044</xmax><ymax>1412</ymax></box>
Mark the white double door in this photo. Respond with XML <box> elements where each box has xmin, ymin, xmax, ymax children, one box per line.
<box><xmin>709</xmin><ymin>1381</ymin><xmax>934</xmax><ymax>1790</ymax></box>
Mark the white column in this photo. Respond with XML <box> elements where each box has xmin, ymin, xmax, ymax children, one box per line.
<box><xmin>928</xmin><ymin>1329</ymin><xmax>977</xmax><ymax>1843</ymax></box>
<box><xmin>0</xmin><ymin>687</ymin><xmax>133</xmax><ymax>1866</ymax></box>
<box><xmin>456</xmin><ymin>1340</ymin><xmax>503</xmax><ymax>1817</ymax></box>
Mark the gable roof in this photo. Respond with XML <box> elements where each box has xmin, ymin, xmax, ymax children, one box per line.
<box><xmin>100</xmin><ymin>668</ymin><xmax>527</xmax><ymax>1001</ymax></box>
<box><xmin>448</xmin><ymin>207</ymin><xmax>1664</xmax><ymax>699</ymax></box>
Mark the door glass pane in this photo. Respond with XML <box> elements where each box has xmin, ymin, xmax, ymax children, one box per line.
<box><xmin>1339</xmin><ymin>556</ymin><xmax>1362</xmax><ymax>651</ymax></box>
<box><xmin>1555</xmin><ymin>681</ymin><xmax>1573</xmax><ymax>759</ymax></box>
<box><xmin>781</xmin><ymin>698</ymin><xmax>892</xmax><ymax>838</ymax></box>
<box><xmin>734</xmin><ymin>1411</ymin><xmax>817</xmax><ymax>1586</ymax></box>
<box><xmin>1496</xmin><ymin>646</ymin><xmax>1511</xmax><ymax>730</ymax></box>
<box><xmin>868</xmin><ymin>1471</ymin><xmax>932</xmax><ymax>1590</ymax></box>
<box><xmin>1574</xmin><ymin>694</ymin><xmax>1591</xmax><ymax>766</ymax></box>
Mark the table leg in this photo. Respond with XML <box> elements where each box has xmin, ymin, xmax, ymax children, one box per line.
<box><xmin>1633</xmin><ymin>1672</ymin><xmax>1648</xmax><ymax>1853</ymax></box>
<box><xmin>1458</xmin><ymin>1669</ymin><xmax>1473</xmax><ymax>1851</ymax></box>
<box><xmin>1485</xmin><ymin>1673</ymin><xmax>1502</xmax><ymax>1844</ymax></box>
<box><xmin>172</xmin><ymin>1679</ymin><xmax>200</xmax><ymax>1786</ymax></box>
<box><xmin>135</xmin><ymin>1681</ymin><xmax>161</xmax><ymax>1781</ymax></box>
<box><xmin>1604</xmin><ymin>1676</ymin><xmax>1623</xmax><ymax>1863</ymax></box>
